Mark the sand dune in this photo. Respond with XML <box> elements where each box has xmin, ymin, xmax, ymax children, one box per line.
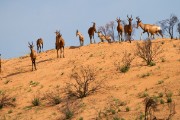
<box><xmin>0</xmin><ymin>39</ymin><xmax>180</xmax><ymax>120</ymax></box>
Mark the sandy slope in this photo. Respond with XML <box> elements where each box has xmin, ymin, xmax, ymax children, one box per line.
<box><xmin>0</xmin><ymin>39</ymin><xmax>180</xmax><ymax>120</ymax></box>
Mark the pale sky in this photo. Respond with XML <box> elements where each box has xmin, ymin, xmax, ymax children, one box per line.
<box><xmin>0</xmin><ymin>0</ymin><xmax>180</xmax><ymax>58</ymax></box>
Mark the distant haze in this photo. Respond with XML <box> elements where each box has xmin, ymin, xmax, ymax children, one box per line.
<box><xmin>0</xmin><ymin>0</ymin><xmax>180</xmax><ymax>58</ymax></box>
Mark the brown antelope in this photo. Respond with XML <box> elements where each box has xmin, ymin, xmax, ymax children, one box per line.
<box><xmin>124</xmin><ymin>15</ymin><xmax>133</xmax><ymax>43</ymax></box>
<box><xmin>116</xmin><ymin>17</ymin><xmax>124</xmax><ymax>42</ymax></box>
<box><xmin>36</xmin><ymin>38</ymin><xmax>43</xmax><ymax>53</ymax></box>
<box><xmin>28</xmin><ymin>42</ymin><xmax>37</xmax><ymax>71</ymax></box>
<box><xmin>76</xmin><ymin>30</ymin><xmax>84</xmax><ymax>46</ymax></box>
<box><xmin>55</xmin><ymin>30</ymin><xmax>65</xmax><ymax>58</ymax></box>
<box><xmin>0</xmin><ymin>54</ymin><xmax>1</xmax><ymax>73</ymax></box>
<box><xmin>136</xmin><ymin>17</ymin><xmax>163</xmax><ymax>40</ymax></box>
<box><xmin>97</xmin><ymin>31</ymin><xmax>111</xmax><ymax>43</ymax></box>
<box><xmin>88</xmin><ymin>22</ymin><xmax>97</xmax><ymax>44</ymax></box>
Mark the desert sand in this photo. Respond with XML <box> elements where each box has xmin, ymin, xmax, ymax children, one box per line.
<box><xmin>0</xmin><ymin>38</ymin><xmax>180</xmax><ymax>120</ymax></box>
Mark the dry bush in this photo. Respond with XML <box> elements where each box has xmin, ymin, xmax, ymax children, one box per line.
<box><xmin>143</xmin><ymin>92</ymin><xmax>176</xmax><ymax>120</ymax></box>
<box><xmin>0</xmin><ymin>92</ymin><xmax>16</xmax><ymax>109</ymax></box>
<box><xmin>136</xmin><ymin>40</ymin><xmax>163</xmax><ymax>66</ymax></box>
<box><xmin>144</xmin><ymin>97</ymin><xmax>157</xmax><ymax>120</ymax></box>
<box><xmin>114</xmin><ymin>50</ymin><xmax>135</xmax><ymax>73</ymax></box>
<box><xmin>44</xmin><ymin>86</ymin><xmax>62</xmax><ymax>106</ymax></box>
<box><xmin>66</xmin><ymin>65</ymin><xmax>103</xmax><ymax>98</ymax></box>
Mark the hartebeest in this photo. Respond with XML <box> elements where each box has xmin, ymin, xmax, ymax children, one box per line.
<box><xmin>124</xmin><ymin>15</ymin><xmax>133</xmax><ymax>43</ymax></box>
<box><xmin>76</xmin><ymin>30</ymin><xmax>84</xmax><ymax>46</ymax></box>
<box><xmin>97</xmin><ymin>31</ymin><xmax>111</xmax><ymax>43</ymax></box>
<box><xmin>36</xmin><ymin>38</ymin><xmax>43</xmax><ymax>53</ymax></box>
<box><xmin>28</xmin><ymin>42</ymin><xmax>37</xmax><ymax>71</ymax></box>
<box><xmin>55</xmin><ymin>30</ymin><xmax>65</xmax><ymax>58</ymax></box>
<box><xmin>88</xmin><ymin>22</ymin><xmax>97</xmax><ymax>44</ymax></box>
<box><xmin>136</xmin><ymin>17</ymin><xmax>163</xmax><ymax>40</ymax></box>
<box><xmin>116</xmin><ymin>17</ymin><xmax>124</xmax><ymax>42</ymax></box>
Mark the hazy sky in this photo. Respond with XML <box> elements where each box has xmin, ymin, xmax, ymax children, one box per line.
<box><xmin>0</xmin><ymin>0</ymin><xmax>180</xmax><ymax>58</ymax></box>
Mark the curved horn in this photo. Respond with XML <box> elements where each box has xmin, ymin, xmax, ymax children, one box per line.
<box><xmin>131</xmin><ymin>15</ymin><xmax>132</xmax><ymax>18</ymax></box>
<box><xmin>127</xmin><ymin>15</ymin><xmax>129</xmax><ymax>19</ymax></box>
<box><xmin>28</xmin><ymin>42</ymin><xmax>31</xmax><ymax>45</ymax></box>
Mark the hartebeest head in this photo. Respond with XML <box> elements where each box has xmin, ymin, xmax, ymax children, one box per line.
<box><xmin>136</xmin><ymin>17</ymin><xmax>142</xmax><ymax>28</ymax></box>
<box><xmin>116</xmin><ymin>17</ymin><xmax>122</xmax><ymax>23</ymax></box>
<box><xmin>28</xmin><ymin>42</ymin><xmax>34</xmax><ymax>50</ymax></box>
<box><xmin>127</xmin><ymin>15</ymin><xmax>133</xmax><ymax>24</ymax></box>
<box><xmin>55</xmin><ymin>30</ymin><xmax>62</xmax><ymax>37</ymax></box>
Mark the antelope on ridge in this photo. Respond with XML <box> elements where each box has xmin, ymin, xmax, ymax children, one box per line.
<box><xmin>36</xmin><ymin>38</ymin><xmax>43</xmax><ymax>53</ymax></box>
<box><xmin>116</xmin><ymin>17</ymin><xmax>124</xmax><ymax>42</ymax></box>
<box><xmin>55</xmin><ymin>30</ymin><xmax>65</xmax><ymax>58</ymax></box>
<box><xmin>76</xmin><ymin>30</ymin><xmax>84</xmax><ymax>46</ymax></box>
<box><xmin>136</xmin><ymin>17</ymin><xmax>163</xmax><ymax>40</ymax></box>
<box><xmin>124</xmin><ymin>15</ymin><xmax>133</xmax><ymax>43</ymax></box>
<box><xmin>28</xmin><ymin>42</ymin><xmax>37</xmax><ymax>71</ymax></box>
<box><xmin>88</xmin><ymin>22</ymin><xmax>97</xmax><ymax>44</ymax></box>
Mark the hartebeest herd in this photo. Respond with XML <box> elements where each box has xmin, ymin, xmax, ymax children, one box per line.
<box><xmin>0</xmin><ymin>15</ymin><xmax>164</xmax><ymax>72</ymax></box>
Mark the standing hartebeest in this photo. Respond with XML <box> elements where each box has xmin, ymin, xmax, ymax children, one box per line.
<box><xmin>36</xmin><ymin>38</ymin><xmax>43</xmax><ymax>53</ymax></box>
<box><xmin>76</xmin><ymin>30</ymin><xmax>84</xmax><ymax>46</ymax></box>
<box><xmin>124</xmin><ymin>15</ymin><xmax>133</xmax><ymax>43</ymax></box>
<box><xmin>88</xmin><ymin>22</ymin><xmax>97</xmax><ymax>44</ymax></box>
<box><xmin>116</xmin><ymin>17</ymin><xmax>124</xmax><ymax>42</ymax></box>
<box><xmin>28</xmin><ymin>42</ymin><xmax>37</xmax><ymax>71</ymax></box>
<box><xmin>55</xmin><ymin>30</ymin><xmax>65</xmax><ymax>58</ymax></box>
<box><xmin>136</xmin><ymin>17</ymin><xmax>163</xmax><ymax>40</ymax></box>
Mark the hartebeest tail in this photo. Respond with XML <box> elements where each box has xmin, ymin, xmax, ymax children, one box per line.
<box><xmin>55</xmin><ymin>30</ymin><xmax>65</xmax><ymax>58</ymax></box>
<box><xmin>116</xmin><ymin>17</ymin><xmax>124</xmax><ymax>42</ymax></box>
<box><xmin>124</xmin><ymin>15</ymin><xmax>133</xmax><ymax>43</ymax></box>
<box><xmin>28</xmin><ymin>42</ymin><xmax>37</xmax><ymax>71</ymax></box>
<box><xmin>76</xmin><ymin>30</ymin><xmax>84</xmax><ymax>46</ymax></box>
<box><xmin>88</xmin><ymin>22</ymin><xmax>97</xmax><ymax>44</ymax></box>
<box><xmin>36</xmin><ymin>38</ymin><xmax>43</xmax><ymax>53</ymax></box>
<box><xmin>136</xmin><ymin>17</ymin><xmax>163</xmax><ymax>40</ymax></box>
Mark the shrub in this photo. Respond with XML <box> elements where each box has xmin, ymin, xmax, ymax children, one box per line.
<box><xmin>167</xmin><ymin>97</ymin><xmax>172</xmax><ymax>103</ymax></box>
<box><xmin>44</xmin><ymin>87</ymin><xmax>61</xmax><ymax>106</ymax></box>
<box><xmin>32</xmin><ymin>96</ymin><xmax>40</xmax><ymax>106</ymax></box>
<box><xmin>0</xmin><ymin>92</ymin><xmax>16</xmax><ymax>109</ymax></box>
<box><xmin>160</xmin><ymin>99</ymin><xmax>165</xmax><ymax>104</ymax></box>
<box><xmin>66</xmin><ymin>65</ymin><xmax>103</xmax><ymax>98</ymax></box>
<box><xmin>136</xmin><ymin>40</ymin><xmax>163</xmax><ymax>66</ymax></box>
<box><xmin>158</xmin><ymin>92</ymin><xmax>163</xmax><ymax>98</ymax></box>
<box><xmin>115</xmin><ymin>50</ymin><xmax>135</xmax><ymax>73</ymax></box>
<box><xmin>120</xmin><ymin>65</ymin><xmax>130</xmax><ymax>73</ymax></box>
<box><xmin>126</xmin><ymin>106</ymin><xmax>130</xmax><ymax>112</ymax></box>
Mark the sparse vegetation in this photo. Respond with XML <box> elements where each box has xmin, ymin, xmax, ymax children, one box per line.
<box><xmin>115</xmin><ymin>50</ymin><xmax>135</xmax><ymax>73</ymax></box>
<box><xmin>0</xmin><ymin>92</ymin><xmax>16</xmax><ymax>109</ymax></box>
<box><xmin>32</xmin><ymin>96</ymin><xmax>40</xmax><ymax>106</ymax></box>
<box><xmin>158</xmin><ymin>80</ymin><xmax>164</xmax><ymax>84</ymax></box>
<box><xmin>66</xmin><ymin>65</ymin><xmax>103</xmax><ymax>98</ymax></box>
<box><xmin>29</xmin><ymin>80</ymin><xmax>39</xmax><ymax>87</ymax></box>
<box><xmin>44</xmin><ymin>87</ymin><xmax>62</xmax><ymax>106</ymax></box>
<box><xmin>136</xmin><ymin>40</ymin><xmax>163</xmax><ymax>66</ymax></box>
<box><xmin>140</xmin><ymin>72</ymin><xmax>150</xmax><ymax>78</ymax></box>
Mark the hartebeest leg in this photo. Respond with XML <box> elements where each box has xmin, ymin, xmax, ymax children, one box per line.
<box><xmin>57</xmin><ymin>49</ymin><xmax>59</xmax><ymax>58</ymax></box>
<box><xmin>89</xmin><ymin>35</ymin><xmax>92</xmax><ymax>44</ymax></box>
<box><xmin>93</xmin><ymin>35</ymin><xmax>96</xmax><ymax>43</ymax></box>
<box><xmin>33</xmin><ymin>60</ymin><xmax>37</xmax><ymax>70</ymax></box>
<box><xmin>63</xmin><ymin>47</ymin><xmax>65</xmax><ymax>58</ymax></box>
